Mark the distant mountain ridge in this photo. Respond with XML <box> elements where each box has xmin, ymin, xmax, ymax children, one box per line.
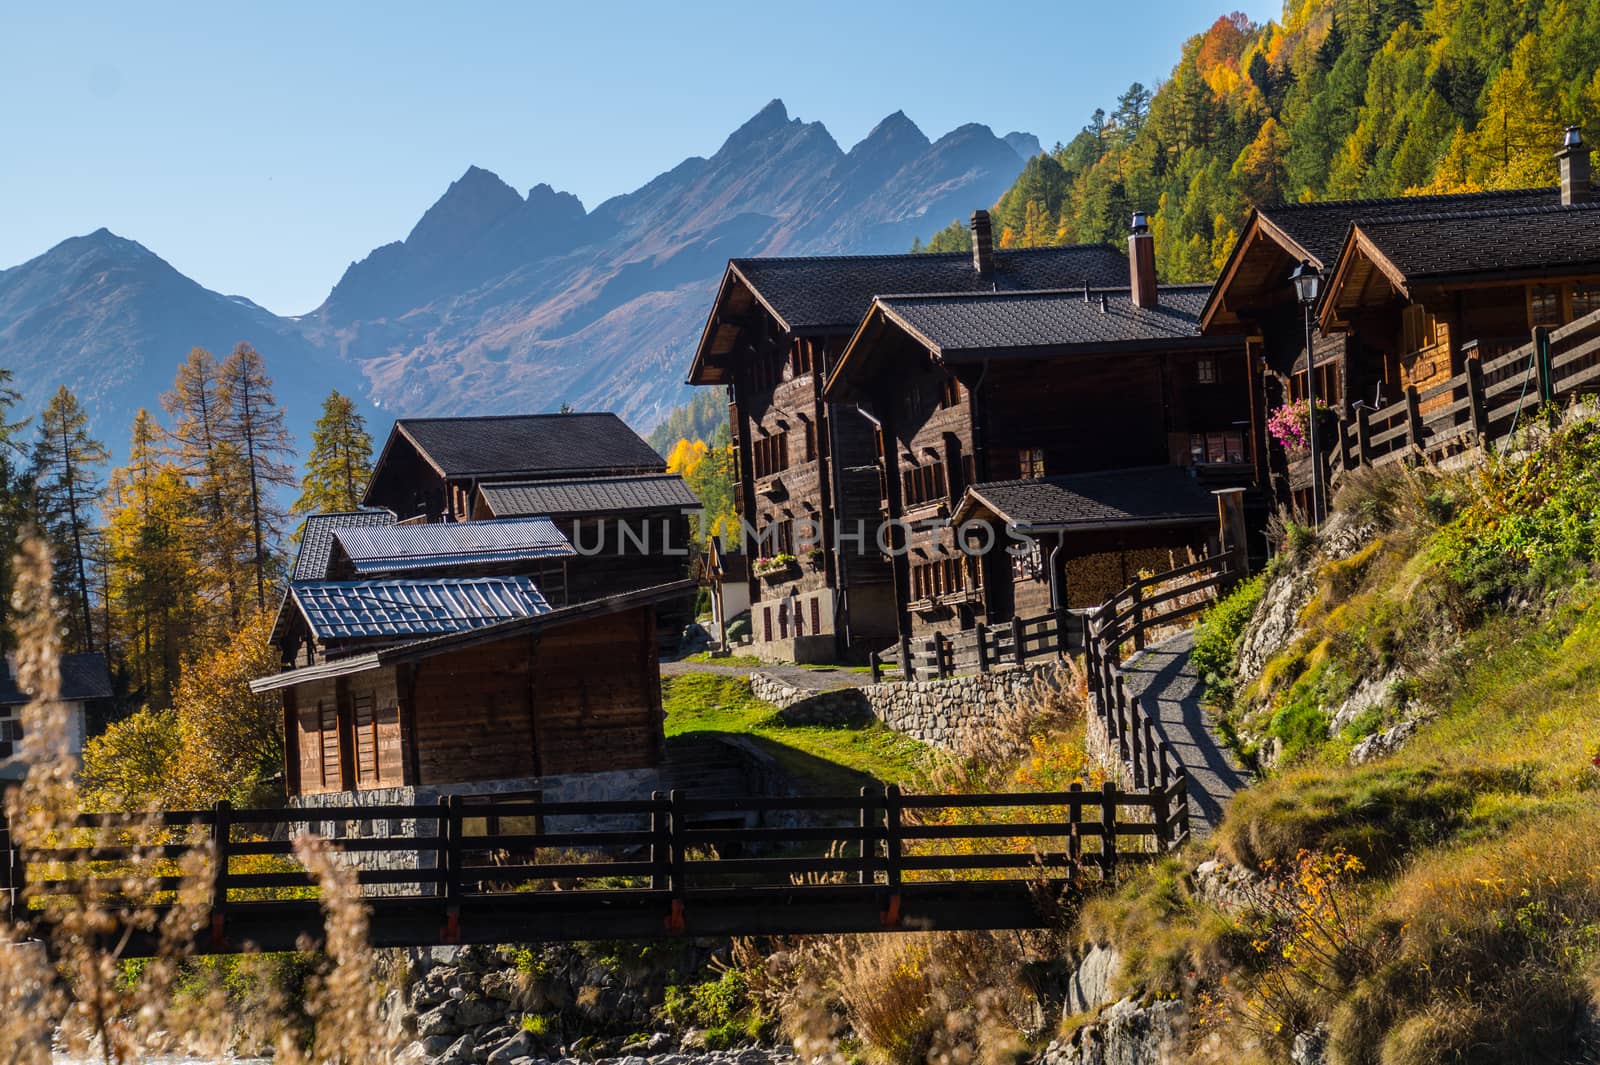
<box><xmin>0</xmin><ymin>99</ymin><xmax>1039</xmax><ymax>449</ymax></box>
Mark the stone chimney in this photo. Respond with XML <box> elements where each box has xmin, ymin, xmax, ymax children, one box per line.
<box><xmin>971</xmin><ymin>210</ymin><xmax>994</xmax><ymax>277</ymax></box>
<box><xmin>1559</xmin><ymin>126</ymin><xmax>1591</xmax><ymax>205</ymax></box>
<box><xmin>1128</xmin><ymin>211</ymin><xmax>1158</xmax><ymax>309</ymax></box>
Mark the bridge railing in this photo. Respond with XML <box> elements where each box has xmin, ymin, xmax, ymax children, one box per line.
<box><xmin>1084</xmin><ymin>548</ymin><xmax>1242</xmax><ymax>819</ymax></box>
<box><xmin>871</xmin><ymin>607</ymin><xmax>1078</xmax><ymax>682</ymax></box>
<box><xmin>3</xmin><ymin>780</ymin><xmax>1189</xmax><ymax>944</ymax></box>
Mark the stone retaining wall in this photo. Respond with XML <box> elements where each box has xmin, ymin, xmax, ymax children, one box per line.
<box><xmin>750</xmin><ymin>664</ymin><xmax>1060</xmax><ymax>751</ymax></box>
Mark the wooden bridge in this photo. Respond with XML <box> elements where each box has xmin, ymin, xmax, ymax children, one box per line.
<box><xmin>2</xmin><ymin>780</ymin><xmax>1189</xmax><ymax>956</ymax></box>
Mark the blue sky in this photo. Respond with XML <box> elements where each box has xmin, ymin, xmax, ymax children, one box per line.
<box><xmin>2</xmin><ymin>1</ymin><xmax>1279</xmax><ymax>315</ymax></box>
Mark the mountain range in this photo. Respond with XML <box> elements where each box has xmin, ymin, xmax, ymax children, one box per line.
<box><xmin>0</xmin><ymin>100</ymin><xmax>1041</xmax><ymax>455</ymax></box>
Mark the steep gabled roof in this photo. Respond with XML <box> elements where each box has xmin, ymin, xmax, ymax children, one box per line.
<box><xmin>1202</xmin><ymin>187</ymin><xmax>1560</xmax><ymax>332</ymax></box>
<box><xmin>826</xmin><ymin>286</ymin><xmax>1231</xmax><ymax>401</ymax></box>
<box><xmin>288</xmin><ymin>576</ymin><xmax>551</xmax><ymax>642</ymax></box>
<box><xmin>951</xmin><ymin>466</ymin><xmax>1219</xmax><ymax>532</ymax></box>
<box><xmin>1348</xmin><ymin>202</ymin><xmax>1600</xmax><ymax>284</ymax></box>
<box><xmin>689</xmin><ymin>244</ymin><xmax>1131</xmax><ymax>385</ymax></box>
<box><xmin>364</xmin><ymin>413</ymin><xmax>665</xmax><ymax>506</ymax></box>
<box><xmin>331</xmin><ymin>517</ymin><xmax>575</xmax><ymax>575</ymax></box>
<box><xmin>291</xmin><ymin>510</ymin><xmax>397</xmax><ymax>582</ymax></box>
<box><xmin>476</xmin><ymin>474</ymin><xmax>701</xmax><ymax>519</ymax></box>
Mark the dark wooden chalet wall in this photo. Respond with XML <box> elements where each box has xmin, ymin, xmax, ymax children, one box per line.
<box><xmin>286</xmin><ymin>605</ymin><xmax>664</xmax><ymax>798</ymax></box>
<box><xmin>732</xmin><ymin>326</ymin><xmax>892</xmax><ymax>656</ymax></box>
<box><xmin>868</xmin><ymin>339</ymin><xmax>1248</xmax><ymax>636</ymax></box>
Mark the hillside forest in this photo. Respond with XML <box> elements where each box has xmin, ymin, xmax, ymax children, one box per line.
<box><xmin>916</xmin><ymin>0</ymin><xmax>1600</xmax><ymax>281</ymax></box>
<box><xmin>0</xmin><ymin>348</ymin><xmax>376</xmax><ymax>809</ymax></box>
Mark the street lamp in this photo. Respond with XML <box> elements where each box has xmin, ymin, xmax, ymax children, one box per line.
<box><xmin>1289</xmin><ymin>259</ymin><xmax>1324</xmax><ymax>527</ymax></box>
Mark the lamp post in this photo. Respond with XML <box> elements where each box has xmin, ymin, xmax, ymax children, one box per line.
<box><xmin>1289</xmin><ymin>259</ymin><xmax>1324</xmax><ymax>528</ymax></box>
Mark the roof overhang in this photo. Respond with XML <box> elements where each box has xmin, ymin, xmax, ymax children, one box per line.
<box><xmin>951</xmin><ymin>484</ymin><xmax>1214</xmax><ymax>532</ymax></box>
<box><xmin>1200</xmin><ymin>209</ymin><xmax>1319</xmax><ymax>334</ymax></box>
<box><xmin>687</xmin><ymin>262</ymin><xmax>807</xmax><ymax>387</ymax></box>
<box><xmin>1319</xmin><ymin>225</ymin><xmax>1413</xmax><ymax>331</ymax></box>
<box><xmin>250</xmin><ymin>579</ymin><xmax>696</xmax><ymax>693</ymax></box>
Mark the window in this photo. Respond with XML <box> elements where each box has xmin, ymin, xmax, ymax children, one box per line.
<box><xmin>0</xmin><ymin>705</ymin><xmax>18</xmax><ymax>759</ymax></box>
<box><xmin>901</xmin><ymin>463</ymin><xmax>948</xmax><ymax>508</ymax></box>
<box><xmin>318</xmin><ymin>701</ymin><xmax>339</xmax><ymax>789</ymax></box>
<box><xmin>810</xmin><ymin>597</ymin><xmax>821</xmax><ymax>635</ymax></box>
<box><xmin>1574</xmin><ymin>284</ymin><xmax>1600</xmax><ymax>320</ymax></box>
<box><xmin>910</xmin><ymin>557</ymin><xmax>972</xmax><ymax>603</ymax></box>
<box><xmin>803</xmin><ymin>422</ymin><xmax>817</xmax><ymax>462</ymax></box>
<box><xmin>938</xmin><ymin>377</ymin><xmax>962</xmax><ymax>409</ymax></box>
<box><xmin>790</xmin><ymin>341</ymin><xmax>813</xmax><ymax>377</ymax></box>
<box><xmin>353</xmin><ymin>693</ymin><xmax>380</xmax><ymax>786</ymax></box>
<box><xmin>1190</xmin><ymin>431</ymin><xmax>1248</xmax><ymax>465</ymax></box>
<box><xmin>763</xmin><ymin>607</ymin><xmax>773</xmax><ymax>642</ymax></box>
<box><xmin>1401</xmin><ymin>304</ymin><xmax>1429</xmax><ymax>354</ymax></box>
<box><xmin>1196</xmin><ymin>357</ymin><xmax>1217</xmax><ymax>384</ymax></box>
<box><xmin>1531</xmin><ymin>285</ymin><xmax>1563</xmax><ymax>328</ymax></box>
<box><xmin>759</xmin><ymin>520</ymin><xmax>794</xmax><ymax>556</ymax></box>
<box><xmin>752</xmin><ymin>432</ymin><xmax>789</xmax><ymax>478</ymax></box>
<box><xmin>1018</xmin><ymin>448</ymin><xmax>1046</xmax><ymax>480</ymax></box>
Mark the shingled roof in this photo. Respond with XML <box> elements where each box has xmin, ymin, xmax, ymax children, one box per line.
<box><xmin>0</xmin><ymin>653</ymin><xmax>114</xmax><ymax>706</ymax></box>
<box><xmin>288</xmin><ymin>577</ymin><xmax>551</xmax><ymax>642</ymax></box>
<box><xmin>291</xmin><ymin>510</ymin><xmax>397</xmax><ymax>582</ymax></box>
<box><xmin>1343</xmin><ymin>202</ymin><xmax>1600</xmax><ymax>284</ymax></box>
<box><xmin>952</xmin><ymin>466</ymin><xmax>1219</xmax><ymax>531</ymax></box>
<box><xmin>332</xmin><ymin>517</ymin><xmax>576</xmax><ymax>575</ymax></box>
<box><xmin>827</xmin><ymin>286</ymin><xmax>1231</xmax><ymax>400</ymax></box>
<box><xmin>690</xmin><ymin>243</ymin><xmax>1132</xmax><ymax>385</ymax></box>
<box><xmin>476</xmin><ymin>474</ymin><xmax>701</xmax><ymax>518</ymax></box>
<box><xmin>372</xmin><ymin>413</ymin><xmax>665</xmax><ymax>486</ymax></box>
<box><xmin>1258</xmin><ymin>187</ymin><xmax>1559</xmax><ymax>269</ymax></box>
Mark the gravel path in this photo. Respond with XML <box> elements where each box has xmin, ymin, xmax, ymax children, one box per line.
<box><xmin>1118</xmin><ymin>631</ymin><xmax>1251</xmax><ymax>836</ymax></box>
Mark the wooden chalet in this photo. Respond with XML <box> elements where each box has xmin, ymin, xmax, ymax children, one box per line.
<box><xmin>251</xmin><ymin>581</ymin><xmax>691</xmax><ymax>801</ymax></box>
<box><xmin>470</xmin><ymin>474</ymin><xmax>699</xmax><ymax>606</ymax></box>
<box><xmin>360</xmin><ymin>413</ymin><xmax>696</xmax><ymax>639</ymax></box>
<box><xmin>686</xmin><ymin>209</ymin><xmax>1129</xmax><ymax>662</ymax></box>
<box><xmin>0</xmin><ymin>653</ymin><xmax>112</xmax><ymax>762</ymax></box>
<box><xmin>823</xmin><ymin>217</ymin><xmax>1253</xmax><ymax>640</ymax></box>
<box><xmin>1201</xmin><ymin>127</ymin><xmax>1599</xmax><ymax>512</ymax></box>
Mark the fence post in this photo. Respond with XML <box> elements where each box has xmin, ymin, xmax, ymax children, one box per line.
<box><xmin>1535</xmin><ymin>325</ymin><xmax>1555</xmax><ymax>405</ymax></box>
<box><xmin>1339</xmin><ymin>415</ymin><xmax>1355</xmax><ymax>472</ymax></box>
<box><xmin>440</xmin><ymin>794</ymin><xmax>463</xmax><ymax>944</ymax></box>
<box><xmin>1067</xmin><ymin>781</ymin><xmax>1083</xmax><ymax>877</ymax></box>
<box><xmin>667</xmin><ymin>790</ymin><xmax>688</xmax><ymax>933</ymax></box>
<box><xmin>1356</xmin><ymin>403</ymin><xmax>1373</xmax><ymax>467</ymax></box>
<box><xmin>1011</xmin><ymin>615</ymin><xmax>1025</xmax><ymax>666</ymax></box>
<box><xmin>882</xmin><ymin>784</ymin><xmax>903</xmax><ymax>928</ymax></box>
<box><xmin>1054</xmin><ymin>606</ymin><xmax>1070</xmax><ymax>658</ymax></box>
<box><xmin>1405</xmin><ymin>385</ymin><xmax>1423</xmax><ymax>454</ymax></box>
<box><xmin>1100</xmin><ymin>782</ymin><xmax>1119</xmax><ymax>883</ymax></box>
<box><xmin>1130</xmin><ymin>582</ymin><xmax>1145</xmax><ymax>652</ymax></box>
<box><xmin>1143</xmin><ymin>719</ymin><xmax>1158</xmax><ymax>791</ymax></box>
<box><xmin>975</xmin><ymin>623</ymin><xmax>989</xmax><ymax>674</ymax></box>
<box><xmin>1152</xmin><ymin>777</ymin><xmax>1173</xmax><ymax>853</ymax></box>
<box><xmin>899</xmin><ymin>634</ymin><xmax>913</xmax><ymax>683</ymax></box>
<box><xmin>935</xmin><ymin>632</ymin><xmax>950</xmax><ymax>679</ymax></box>
<box><xmin>209</xmin><ymin>800</ymin><xmax>232</xmax><ymax>948</ymax></box>
<box><xmin>1173</xmin><ymin>772</ymin><xmax>1192</xmax><ymax>845</ymax></box>
<box><xmin>649</xmin><ymin>791</ymin><xmax>669</xmax><ymax>893</ymax></box>
<box><xmin>869</xmin><ymin>650</ymin><xmax>881</xmax><ymax>685</ymax></box>
<box><xmin>1466</xmin><ymin>355</ymin><xmax>1490</xmax><ymax>442</ymax></box>
<box><xmin>856</xmin><ymin>786</ymin><xmax>872</xmax><ymax>885</ymax></box>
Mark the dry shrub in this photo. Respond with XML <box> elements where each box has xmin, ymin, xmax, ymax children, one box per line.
<box><xmin>932</xmin><ymin>660</ymin><xmax>1087</xmax><ymax>795</ymax></box>
<box><xmin>772</xmin><ymin>931</ymin><xmax>1048</xmax><ymax>1065</ymax></box>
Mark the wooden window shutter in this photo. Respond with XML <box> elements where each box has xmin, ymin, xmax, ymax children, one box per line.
<box><xmin>353</xmin><ymin>693</ymin><xmax>378</xmax><ymax>786</ymax></box>
<box><xmin>318</xmin><ymin>700</ymin><xmax>338</xmax><ymax>788</ymax></box>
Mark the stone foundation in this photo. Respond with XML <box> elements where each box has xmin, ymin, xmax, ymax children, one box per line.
<box><xmin>292</xmin><ymin>769</ymin><xmax>661</xmax><ymax>894</ymax></box>
<box><xmin>750</xmin><ymin>664</ymin><xmax>1059</xmax><ymax>751</ymax></box>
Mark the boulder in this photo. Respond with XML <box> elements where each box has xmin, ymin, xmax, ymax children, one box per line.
<box><xmin>434</xmin><ymin>1033</ymin><xmax>476</xmax><ymax>1065</ymax></box>
<box><xmin>486</xmin><ymin>1030</ymin><xmax>539</xmax><ymax>1065</ymax></box>
<box><xmin>417</xmin><ymin>1003</ymin><xmax>458</xmax><ymax>1039</ymax></box>
<box><xmin>1065</xmin><ymin>945</ymin><xmax>1122</xmax><ymax>1016</ymax></box>
<box><xmin>455</xmin><ymin>996</ymin><xmax>507</xmax><ymax>1028</ymax></box>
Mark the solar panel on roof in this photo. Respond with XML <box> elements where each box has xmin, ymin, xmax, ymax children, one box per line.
<box><xmin>332</xmin><ymin>516</ymin><xmax>576</xmax><ymax>574</ymax></box>
<box><xmin>290</xmin><ymin>577</ymin><xmax>551</xmax><ymax>641</ymax></box>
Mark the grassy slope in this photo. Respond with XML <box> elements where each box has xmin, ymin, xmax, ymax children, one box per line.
<box><xmin>661</xmin><ymin>672</ymin><xmax>932</xmax><ymax>793</ymax></box>
<box><xmin>1088</xmin><ymin>421</ymin><xmax>1600</xmax><ymax>1064</ymax></box>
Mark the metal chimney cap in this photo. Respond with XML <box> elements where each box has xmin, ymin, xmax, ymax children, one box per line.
<box><xmin>1130</xmin><ymin>211</ymin><xmax>1150</xmax><ymax>234</ymax></box>
<box><xmin>1565</xmin><ymin>126</ymin><xmax>1585</xmax><ymax>149</ymax></box>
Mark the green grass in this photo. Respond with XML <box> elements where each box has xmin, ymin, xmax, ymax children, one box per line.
<box><xmin>662</xmin><ymin>673</ymin><xmax>931</xmax><ymax>791</ymax></box>
<box><xmin>677</xmin><ymin>651</ymin><xmax>763</xmax><ymax>666</ymax></box>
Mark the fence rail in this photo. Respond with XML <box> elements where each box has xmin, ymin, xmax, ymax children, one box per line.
<box><xmin>1327</xmin><ymin>313</ymin><xmax>1600</xmax><ymax>480</ymax></box>
<box><xmin>872</xmin><ymin>607</ymin><xmax>1076</xmax><ymax>682</ymax></box>
<box><xmin>1</xmin><ymin>780</ymin><xmax>1189</xmax><ymax>952</ymax></box>
<box><xmin>1084</xmin><ymin>549</ymin><xmax>1242</xmax><ymax>809</ymax></box>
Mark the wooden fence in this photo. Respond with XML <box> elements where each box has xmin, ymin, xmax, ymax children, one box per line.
<box><xmin>871</xmin><ymin>608</ymin><xmax>1077</xmax><ymax>682</ymax></box>
<box><xmin>2</xmin><ymin>782</ymin><xmax>1191</xmax><ymax>952</ymax></box>
<box><xmin>1326</xmin><ymin>312</ymin><xmax>1600</xmax><ymax>479</ymax></box>
<box><xmin>1085</xmin><ymin>550</ymin><xmax>1243</xmax><ymax>796</ymax></box>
